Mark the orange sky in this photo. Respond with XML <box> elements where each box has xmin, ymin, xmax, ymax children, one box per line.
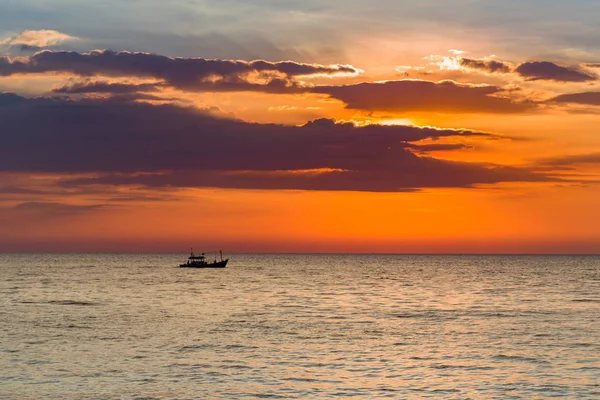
<box><xmin>1</xmin><ymin>4</ymin><xmax>600</xmax><ymax>253</ymax></box>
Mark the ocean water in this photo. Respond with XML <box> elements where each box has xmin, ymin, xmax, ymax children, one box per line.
<box><xmin>1</xmin><ymin>254</ymin><xmax>599</xmax><ymax>399</ymax></box>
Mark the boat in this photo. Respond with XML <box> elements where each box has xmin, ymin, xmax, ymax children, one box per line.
<box><xmin>179</xmin><ymin>249</ymin><xmax>228</xmax><ymax>268</ymax></box>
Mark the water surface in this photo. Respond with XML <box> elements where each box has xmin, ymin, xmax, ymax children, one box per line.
<box><xmin>1</xmin><ymin>254</ymin><xmax>599</xmax><ymax>398</ymax></box>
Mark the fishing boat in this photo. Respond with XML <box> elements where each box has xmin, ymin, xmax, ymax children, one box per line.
<box><xmin>180</xmin><ymin>249</ymin><xmax>228</xmax><ymax>268</ymax></box>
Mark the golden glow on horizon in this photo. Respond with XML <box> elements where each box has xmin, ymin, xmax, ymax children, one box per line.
<box><xmin>2</xmin><ymin>183</ymin><xmax>600</xmax><ymax>253</ymax></box>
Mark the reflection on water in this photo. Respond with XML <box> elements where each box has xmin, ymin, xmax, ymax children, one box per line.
<box><xmin>1</xmin><ymin>254</ymin><xmax>599</xmax><ymax>398</ymax></box>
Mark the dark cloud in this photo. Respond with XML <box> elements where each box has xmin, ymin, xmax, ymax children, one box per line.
<box><xmin>0</xmin><ymin>186</ymin><xmax>46</xmax><ymax>195</ymax></box>
<box><xmin>13</xmin><ymin>201</ymin><xmax>102</xmax><ymax>214</ymax></box>
<box><xmin>0</xmin><ymin>93</ymin><xmax>494</xmax><ymax>173</ymax></box>
<box><xmin>0</xmin><ymin>93</ymin><xmax>557</xmax><ymax>192</ymax></box>
<box><xmin>52</xmin><ymin>81</ymin><xmax>161</xmax><ymax>94</ymax></box>
<box><xmin>406</xmin><ymin>143</ymin><xmax>473</xmax><ymax>153</ymax></box>
<box><xmin>194</xmin><ymin>77</ymin><xmax>305</xmax><ymax>94</ymax></box>
<box><xmin>0</xmin><ymin>202</ymin><xmax>104</xmax><ymax>225</ymax></box>
<box><xmin>0</xmin><ymin>56</ymin><xmax>27</xmax><ymax>76</ymax></box>
<box><xmin>515</xmin><ymin>61</ymin><xmax>596</xmax><ymax>82</ymax></box>
<box><xmin>0</xmin><ymin>201</ymin><xmax>104</xmax><ymax>229</ymax></box>
<box><xmin>0</xmin><ymin>50</ymin><xmax>359</xmax><ymax>93</ymax></box>
<box><xmin>313</xmin><ymin>80</ymin><xmax>534</xmax><ymax>114</ymax></box>
<box><xmin>0</xmin><ymin>92</ymin><xmax>28</xmax><ymax>106</ymax></box>
<box><xmin>62</xmin><ymin>165</ymin><xmax>550</xmax><ymax>193</ymax></box>
<box><xmin>537</xmin><ymin>153</ymin><xmax>600</xmax><ymax>167</ymax></box>
<box><xmin>17</xmin><ymin>44</ymin><xmax>43</xmax><ymax>52</ymax></box>
<box><xmin>459</xmin><ymin>58</ymin><xmax>511</xmax><ymax>73</ymax></box>
<box><xmin>52</xmin><ymin>78</ymin><xmax>306</xmax><ymax>95</ymax></box>
<box><xmin>459</xmin><ymin>58</ymin><xmax>598</xmax><ymax>83</ymax></box>
<box><xmin>547</xmin><ymin>92</ymin><xmax>600</xmax><ymax>106</ymax></box>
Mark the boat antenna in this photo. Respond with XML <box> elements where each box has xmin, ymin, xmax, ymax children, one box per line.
<box><xmin>220</xmin><ymin>249</ymin><xmax>223</xmax><ymax>261</ymax></box>
<box><xmin>190</xmin><ymin>246</ymin><xmax>193</xmax><ymax>257</ymax></box>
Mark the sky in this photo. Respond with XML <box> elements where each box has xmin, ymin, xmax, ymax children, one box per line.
<box><xmin>1</xmin><ymin>0</ymin><xmax>600</xmax><ymax>253</ymax></box>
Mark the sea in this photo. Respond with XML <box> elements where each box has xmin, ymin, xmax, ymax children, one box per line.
<box><xmin>1</xmin><ymin>253</ymin><xmax>599</xmax><ymax>399</ymax></box>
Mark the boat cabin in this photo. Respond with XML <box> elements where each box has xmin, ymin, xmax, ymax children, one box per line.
<box><xmin>186</xmin><ymin>251</ymin><xmax>208</xmax><ymax>266</ymax></box>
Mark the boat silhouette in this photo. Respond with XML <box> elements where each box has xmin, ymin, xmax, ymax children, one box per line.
<box><xmin>180</xmin><ymin>249</ymin><xmax>228</xmax><ymax>268</ymax></box>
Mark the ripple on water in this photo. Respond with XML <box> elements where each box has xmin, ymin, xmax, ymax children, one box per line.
<box><xmin>494</xmin><ymin>354</ymin><xmax>550</xmax><ymax>364</ymax></box>
<box><xmin>46</xmin><ymin>300</ymin><xmax>100</xmax><ymax>306</ymax></box>
<box><xmin>177</xmin><ymin>344</ymin><xmax>216</xmax><ymax>352</ymax></box>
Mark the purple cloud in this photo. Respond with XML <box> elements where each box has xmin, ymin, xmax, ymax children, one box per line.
<box><xmin>547</xmin><ymin>92</ymin><xmax>600</xmax><ymax>106</ymax></box>
<box><xmin>0</xmin><ymin>50</ymin><xmax>359</xmax><ymax>93</ymax></box>
<box><xmin>406</xmin><ymin>143</ymin><xmax>473</xmax><ymax>153</ymax></box>
<box><xmin>63</xmin><ymin>165</ymin><xmax>550</xmax><ymax>193</ymax></box>
<box><xmin>537</xmin><ymin>153</ymin><xmax>600</xmax><ymax>167</ymax></box>
<box><xmin>515</xmin><ymin>61</ymin><xmax>596</xmax><ymax>82</ymax></box>
<box><xmin>0</xmin><ymin>93</ymin><xmax>558</xmax><ymax>192</ymax></box>
<box><xmin>459</xmin><ymin>58</ymin><xmax>511</xmax><ymax>73</ymax></box>
<box><xmin>312</xmin><ymin>80</ymin><xmax>534</xmax><ymax>114</ymax></box>
<box><xmin>52</xmin><ymin>81</ymin><xmax>161</xmax><ymax>94</ymax></box>
<box><xmin>459</xmin><ymin>57</ymin><xmax>597</xmax><ymax>83</ymax></box>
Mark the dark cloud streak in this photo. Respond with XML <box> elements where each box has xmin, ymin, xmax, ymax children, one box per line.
<box><xmin>62</xmin><ymin>165</ymin><xmax>549</xmax><ymax>193</ymax></box>
<box><xmin>313</xmin><ymin>80</ymin><xmax>534</xmax><ymax>114</ymax></box>
<box><xmin>52</xmin><ymin>81</ymin><xmax>161</xmax><ymax>94</ymax></box>
<box><xmin>547</xmin><ymin>92</ymin><xmax>600</xmax><ymax>106</ymax></box>
<box><xmin>537</xmin><ymin>153</ymin><xmax>600</xmax><ymax>167</ymax></box>
<box><xmin>459</xmin><ymin>58</ymin><xmax>511</xmax><ymax>73</ymax></box>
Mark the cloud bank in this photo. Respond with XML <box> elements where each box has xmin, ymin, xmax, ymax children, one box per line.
<box><xmin>0</xmin><ymin>93</ymin><xmax>556</xmax><ymax>192</ymax></box>
<box><xmin>0</xmin><ymin>50</ymin><xmax>359</xmax><ymax>93</ymax></box>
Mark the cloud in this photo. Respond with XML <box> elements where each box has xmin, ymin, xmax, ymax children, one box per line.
<box><xmin>313</xmin><ymin>80</ymin><xmax>534</xmax><ymax>114</ymax></box>
<box><xmin>62</xmin><ymin>165</ymin><xmax>551</xmax><ymax>193</ymax></box>
<box><xmin>0</xmin><ymin>93</ymin><xmax>495</xmax><ymax>172</ymax></box>
<box><xmin>5</xmin><ymin>48</ymin><xmax>595</xmax><ymax>102</ymax></box>
<box><xmin>0</xmin><ymin>186</ymin><xmax>46</xmax><ymax>195</ymax></box>
<box><xmin>547</xmin><ymin>92</ymin><xmax>600</xmax><ymax>106</ymax></box>
<box><xmin>458</xmin><ymin>57</ymin><xmax>597</xmax><ymax>83</ymax></box>
<box><xmin>1</xmin><ymin>30</ymin><xmax>78</xmax><ymax>50</ymax></box>
<box><xmin>515</xmin><ymin>61</ymin><xmax>596</xmax><ymax>82</ymax></box>
<box><xmin>52</xmin><ymin>81</ymin><xmax>161</xmax><ymax>94</ymax></box>
<box><xmin>537</xmin><ymin>153</ymin><xmax>600</xmax><ymax>168</ymax></box>
<box><xmin>0</xmin><ymin>202</ymin><xmax>104</xmax><ymax>226</ymax></box>
<box><xmin>406</xmin><ymin>143</ymin><xmax>473</xmax><ymax>153</ymax></box>
<box><xmin>0</xmin><ymin>93</ymin><xmax>557</xmax><ymax>192</ymax></box>
<box><xmin>459</xmin><ymin>58</ymin><xmax>511</xmax><ymax>73</ymax></box>
<box><xmin>0</xmin><ymin>92</ymin><xmax>28</xmax><ymax>106</ymax></box>
<box><xmin>12</xmin><ymin>201</ymin><xmax>102</xmax><ymax>215</ymax></box>
<box><xmin>0</xmin><ymin>50</ymin><xmax>359</xmax><ymax>93</ymax></box>
<box><xmin>51</xmin><ymin>78</ymin><xmax>307</xmax><ymax>95</ymax></box>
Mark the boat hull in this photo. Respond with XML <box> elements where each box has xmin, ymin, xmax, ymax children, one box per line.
<box><xmin>179</xmin><ymin>259</ymin><xmax>229</xmax><ymax>268</ymax></box>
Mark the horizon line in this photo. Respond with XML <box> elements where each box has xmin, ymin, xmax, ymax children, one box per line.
<box><xmin>1</xmin><ymin>251</ymin><xmax>599</xmax><ymax>256</ymax></box>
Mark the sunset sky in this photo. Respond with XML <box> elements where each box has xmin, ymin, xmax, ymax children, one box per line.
<box><xmin>1</xmin><ymin>1</ymin><xmax>600</xmax><ymax>253</ymax></box>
